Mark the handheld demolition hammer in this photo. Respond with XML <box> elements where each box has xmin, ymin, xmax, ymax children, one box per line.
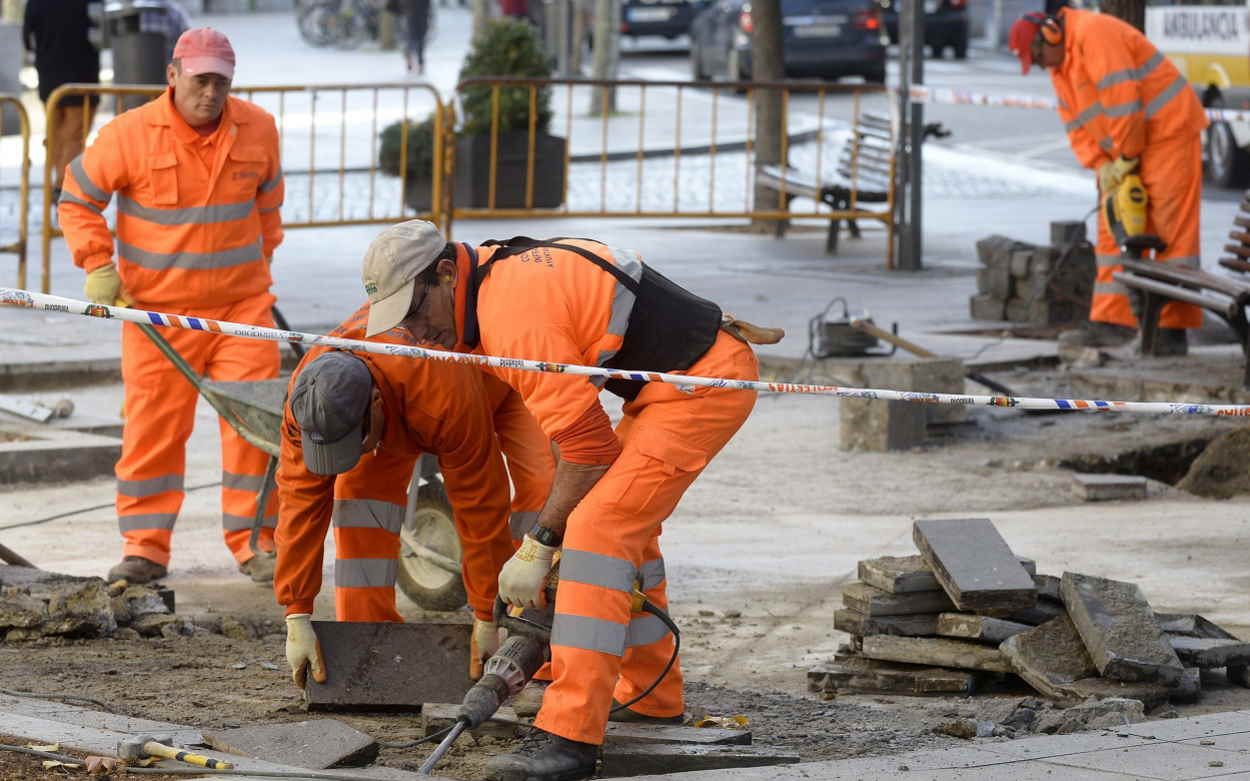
<box><xmin>417</xmin><ymin>565</ymin><xmax>680</xmax><ymax>775</ymax></box>
<box><xmin>1105</xmin><ymin>173</ymin><xmax>1166</xmax><ymax>259</ymax></box>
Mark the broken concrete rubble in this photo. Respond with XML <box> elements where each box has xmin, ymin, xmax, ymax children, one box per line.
<box><xmin>861</xmin><ymin>635</ymin><xmax>1014</xmax><ymax>673</ymax></box>
<box><xmin>1168</xmin><ymin>636</ymin><xmax>1250</xmax><ymax>669</ymax></box>
<box><xmin>834</xmin><ymin>608</ymin><xmax>938</xmax><ymax>638</ymax></box>
<box><xmin>936</xmin><ymin>613</ymin><xmax>1031</xmax><ymax>644</ymax></box>
<box><xmin>808</xmin><ymin>655</ymin><xmax>977</xmax><ymax>697</ymax></box>
<box><xmin>1061</xmin><ymin>572</ymin><xmax>1184</xmax><ymax>685</ymax></box>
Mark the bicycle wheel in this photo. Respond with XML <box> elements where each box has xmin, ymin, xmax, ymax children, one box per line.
<box><xmin>334</xmin><ymin>0</ymin><xmax>372</xmax><ymax>49</ymax></box>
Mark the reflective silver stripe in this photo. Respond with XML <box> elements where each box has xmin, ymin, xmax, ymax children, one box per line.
<box><xmin>1145</xmin><ymin>75</ymin><xmax>1188</xmax><ymax>119</ymax></box>
<box><xmin>58</xmin><ymin>190</ymin><xmax>103</xmax><ymax>215</ymax></box>
<box><xmin>1058</xmin><ymin>99</ymin><xmax>1070</xmax><ymax>112</ymax></box>
<box><xmin>259</xmin><ymin>168</ymin><xmax>283</xmax><ymax>194</ymax></box>
<box><xmin>626</xmin><ymin>614</ymin><xmax>670</xmax><ymax>648</ymax></box>
<box><xmin>551</xmin><ymin>613</ymin><xmax>627</xmax><ymax>656</ymax></box>
<box><xmin>119</xmin><ymin>513</ymin><xmax>177</xmax><ymax>532</ymax></box>
<box><xmin>117</xmin><ymin>473</ymin><xmax>184</xmax><ymax>498</ymax></box>
<box><xmin>1166</xmin><ymin>255</ymin><xmax>1200</xmax><ymax>269</ymax></box>
<box><xmin>118</xmin><ymin>238</ymin><xmax>263</xmax><ymax>271</ymax></box>
<box><xmin>561</xmin><ymin>549</ymin><xmax>638</xmax><ymax>593</ymax></box>
<box><xmin>259</xmin><ymin>206</ymin><xmax>280</xmax><ymax>215</ymax></box>
<box><xmin>1103</xmin><ymin>99</ymin><xmax>1142</xmax><ymax>118</ymax></box>
<box><xmin>1094</xmin><ymin>280</ymin><xmax>1132</xmax><ymax>296</ymax></box>
<box><xmin>605</xmin><ymin>247</ymin><xmax>643</xmax><ymax>339</ymax></box>
<box><xmin>69</xmin><ymin>154</ymin><xmax>111</xmax><ymax>204</ymax></box>
<box><xmin>224</xmin><ymin>512</ymin><xmax>276</xmax><ymax>531</ymax></box>
<box><xmin>118</xmin><ymin>195</ymin><xmax>255</xmax><ymax>226</ymax></box>
<box><xmin>331</xmin><ymin>498</ymin><xmax>405</xmax><ymax>534</ymax></box>
<box><xmin>222</xmin><ymin>470</ymin><xmax>265</xmax><ymax>494</ymax></box>
<box><xmin>1097</xmin><ymin>51</ymin><xmax>1164</xmax><ymax>90</ymax></box>
<box><xmin>1096</xmin><ymin>254</ymin><xmax>1124</xmax><ymax>269</ymax></box>
<box><xmin>510</xmin><ymin>510</ymin><xmax>539</xmax><ymax>540</ymax></box>
<box><xmin>639</xmin><ymin>558</ymin><xmax>666</xmax><ymax>590</ymax></box>
<box><xmin>335</xmin><ymin>558</ymin><xmax>397</xmax><ymax>588</ymax></box>
<box><xmin>1099</xmin><ymin>137</ymin><xmax>1115</xmax><ymax>152</ymax></box>
<box><xmin>1065</xmin><ymin>102</ymin><xmax>1103</xmax><ymax>133</ymax></box>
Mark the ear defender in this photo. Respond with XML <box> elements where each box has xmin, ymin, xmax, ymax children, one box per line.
<box><xmin>1041</xmin><ymin>16</ymin><xmax>1062</xmax><ymax>45</ymax></box>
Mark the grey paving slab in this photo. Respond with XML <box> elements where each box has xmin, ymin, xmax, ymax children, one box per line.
<box><xmin>913</xmin><ymin>517</ymin><xmax>1037</xmax><ymax>611</ymax></box>
<box><xmin>1180</xmin><ymin>731</ymin><xmax>1250</xmax><ymax>753</ymax></box>
<box><xmin>1042</xmin><ymin>741</ymin><xmax>1250</xmax><ymax>779</ymax></box>
<box><xmin>1116</xmin><ymin>712</ymin><xmax>1250</xmax><ymax>741</ymax></box>
<box><xmin>204</xmin><ymin>719</ymin><xmax>379</xmax><ymax>769</ymax></box>
<box><xmin>975</xmin><ymin>731</ymin><xmax>1161</xmax><ymax>760</ymax></box>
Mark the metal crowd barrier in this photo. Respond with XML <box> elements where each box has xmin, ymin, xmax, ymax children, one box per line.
<box><xmin>0</xmin><ymin>95</ymin><xmax>31</xmax><ymax>289</ymax></box>
<box><xmin>40</xmin><ymin>81</ymin><xmax>448</xmax><ymax>293</ymax></box>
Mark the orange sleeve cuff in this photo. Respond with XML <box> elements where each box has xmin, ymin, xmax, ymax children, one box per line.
<box><xmin>552</xmin><ymin>402</ymin><xmax>622</xmax><ymax>465</ymax></box>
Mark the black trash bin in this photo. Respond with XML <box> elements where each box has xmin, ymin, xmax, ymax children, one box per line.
<box><xmin>103</xmin><ymin>0</ymin><xmax>169</xmax><ymax>110</ymax></box>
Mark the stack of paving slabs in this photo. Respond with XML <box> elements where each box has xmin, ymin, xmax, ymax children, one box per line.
<box><xmin>811</xmin><ymin>518</ymin><xmax>1249</xmax><ymax>708</ymax></box>
<box><xmin>970</xmin><ymin>231</ymin><xmax>1093</xmax><ymax>326</ymax></box>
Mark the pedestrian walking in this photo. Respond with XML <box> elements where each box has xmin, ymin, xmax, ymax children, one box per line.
<box><xmin>402</xmin><ymin>0</ymin><xmax>432</xmax><ymax>73</ymax></box>
<box><xmin>1010</xmin><ymin>7</ymin><xmax>1207</xmax><ymax>355</ymax></box>
<box><xmin>22</xmin><ymin>0</ymin><xmax>101</xmax><ymax>200</ymax></box>
<box><xmin>57</xmin><ymin>28</ymin><xmax>287</xmax><ymax>586</ymax></box>
<box><xmin>275</xmin><ymin>298</ymin><xmax>555</xmax><ymax>687</ymax></box>
<box><xmin>360</xmin><ymin>220</ymin><xmax>782</xmax><ymax>781</ymax></box>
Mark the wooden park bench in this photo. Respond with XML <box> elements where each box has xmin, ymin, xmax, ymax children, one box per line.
<box><xmin>756</xmin><ymin>111</ymin><xmax>897</xmax><ymax>266</ymax></box>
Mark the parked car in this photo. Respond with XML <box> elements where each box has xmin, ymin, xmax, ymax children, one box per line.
<box><xmin>689</xmin><ymin>0</ymin><xmax>888</xmax><ymax>82</ymax></box>
<box><xmin>880</xmin><ymin>0</ymin><xmax>969</xmax><ymax>59</ymax></box>
<box><xmin>620</xmin><ymin>0</ymin><xmax>711</xmax><ymax>40</ymax></box>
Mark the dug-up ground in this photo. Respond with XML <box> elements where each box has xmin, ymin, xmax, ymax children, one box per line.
<box><xmin>2</xmin><ymin>359</ymin><xmax>1250</xmax><ymax>780</ymax></box>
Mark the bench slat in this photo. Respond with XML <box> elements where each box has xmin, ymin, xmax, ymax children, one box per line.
<box><xmin>1121</xmin><ymin>258</ymin><xmax>1250</xmax><ymax>299</ymax></box>
<box><xmin>1235</xmin><ymin>215</ymin><xmax>1250</xmax><ymax>230</ymax></box>
<box><xmin>1227</xmin><ymin>230</ymin><xmax>1250</xmax><ymax>245</ymax></box>
<box><xmin>1113</xmin><ymin>271</ymin><xmax>1242</xmax><ymax>321</ymax></box>
<box><xmin>1225</xmin><ymin>243</ymin><xmax>1250</xmax><ymax>259</ymax></box>
<box><xmin>1221</xmin><ymin>258</ymin><xmax>1250</xmax><ymax>274</ymax></box>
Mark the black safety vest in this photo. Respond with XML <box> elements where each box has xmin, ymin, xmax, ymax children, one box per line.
<box><xmin>461</xmin><ymin>237</ymin><xmax>723</xmax><ymax>400</ymax></box>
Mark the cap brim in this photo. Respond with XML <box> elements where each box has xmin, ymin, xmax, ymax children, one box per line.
<box><xmin>181</xmin><ymin>56</ymin><xmax>235</xmax><ymax>79</ymax></box>
<box><xmin>301</xmin><ymin>428</ymin><xmax>363</xmax><ymax>476</ymax></box>
<box><xmin>365</xmin><ymin>277</ymin><xmax>416</xmax><ymax>337</ymax></box>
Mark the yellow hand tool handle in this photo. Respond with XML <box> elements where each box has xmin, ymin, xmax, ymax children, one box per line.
<box><xmin>142</xmin><ymin>742</ymin><xmax>234</xmax><ymax>770</ymax></box>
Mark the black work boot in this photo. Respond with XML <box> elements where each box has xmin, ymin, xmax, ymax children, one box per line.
<box><xmin>107</xmin><ymin>556</ymin><xmax>168</xmax><ymax>585</ymax></box>
<box><xmin>485</xmin><ymin>728</ymin><xmax>599</xmax><ymax>781</ymax></box>
<box><xmin>608</xmin><ymin>699</ymin><xmax>684</xmax><ymax>725</ymax></box>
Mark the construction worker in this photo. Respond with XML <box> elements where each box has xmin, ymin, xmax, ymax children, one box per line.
<box><xmin>274</xmin><ymin>299</ymin><xmax>554</xmax><ymax>687</ymax></box>
<box><xmin>360</xmin><ymin>220</ymin><xmax>781</xmax><ymax>781</ymax></box>
<box><xmin>58</xmin><ymin>28</ymin><xmax>286</xmax><ymax>585</ymax></box>
<box><xmin>1009</xmin><ymin>7</ymin><xmax>1206</xmax><ymax>354</ymax></box>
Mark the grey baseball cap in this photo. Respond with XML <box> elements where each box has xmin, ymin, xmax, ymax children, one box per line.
<box><xmin>289</xmin><ymin>351</ymin><xmax>374</xmax><ymax>475</ymax></box>
<box><xmin>362</xmin><ymin>220</ymin><xmax>447</xmax><ymax>337</ymax></box>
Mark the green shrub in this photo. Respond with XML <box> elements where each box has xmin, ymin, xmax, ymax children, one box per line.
<box><xmin>458</xmin><ymin>19</ymin><xmax>553</xmax><ymax>138</ymax></box>
<box><xmin>379</xmin><ymin>115</ymin><xmax>437</xmax><ymax>180</ymax></box>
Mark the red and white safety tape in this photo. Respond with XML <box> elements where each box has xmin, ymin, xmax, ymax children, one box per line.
<box><xmin>4</xmin><ymin>288</ymin><xmax>1248</xmax><ymax>417</ymax></box>
<box><xmin>906</xmin><ymin>86</ymin><xmax>1250</xmax><ymax>124</ymax></box>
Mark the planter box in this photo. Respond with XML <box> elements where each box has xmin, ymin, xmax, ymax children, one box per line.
<box><xmin>453</xmin><ymin>132</ymin><xmax>567</xmax><ymax>210</ymax></box>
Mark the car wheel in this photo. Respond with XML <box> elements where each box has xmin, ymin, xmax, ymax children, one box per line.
<box><xmin>1207</xmin><ymin>118</ymin><xmax>1250</xmax><ymax>189</ymax></box>
<box><xmin>396</xmin><ymin>477</ymin><xmax>467</xmax><ymax>612</ymax></box>
<box><xmin>951</xmin><ymin>41</ymin><xmax>968</xmax><ymax>59</ymax></box>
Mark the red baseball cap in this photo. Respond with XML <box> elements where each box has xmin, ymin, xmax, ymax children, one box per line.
<box><xmin>1008</xmin><ymin>12</ymin><xmax>1046</xmax><ymax>75</ymax></box>
<box><xmin>173</xmin><ymin>27</ymin><xmax>236</xmax><ymax>79</ymax></box>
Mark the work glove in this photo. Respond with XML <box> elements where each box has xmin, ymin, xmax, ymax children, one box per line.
<box><xmin>498</xmin><ymin>534</ymin><xmax>558</xmax><ymax>609</ymax></box>
<box><xmin>83</xmin><ymin>263</ymin><xmax>123</xmax><ymax>306</ymax></box>
<box><xmin>1098</xmin><ymin>156</ymin><xmax>1138</xmax><ymax>194</ymax></box>
<box><xmin>470</xmin><ymin>618</ymin><xmax>501</xmax><ymax>681</ymax></box>
<box><xmin>284</xmin><ymin>613</ymin><xmax>327</xmax><ymax>688</ymax></box>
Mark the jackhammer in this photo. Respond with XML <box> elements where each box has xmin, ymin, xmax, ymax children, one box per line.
<box><xmin>417</xmin><ymin>569</ymin><xmax>680</xmax><ymax>775</ymax></box>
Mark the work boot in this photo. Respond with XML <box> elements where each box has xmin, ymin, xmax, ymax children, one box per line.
<box><xmin>1153</xmin><ymin>327</ymin><xmax>1189</xmax><ymax>357</ymax></box>
<box><xmin>512</xmin><ymin>679</ymin><xmax>550</xmax><ymax>717</ymax></box>
<box><xmin>107</xmin><ymin>556</ymin><xmax>167</xmax><ymax>585</ymax></box>
<box><xmin>238</xmin><ymin>551</ymin><xmax>277</xmax><ymax>585</ymax></box>
<box><xmin>485</xmin><ymin>728</ymin><xmax>599</xmax><ymax>781</ymax></box>
<box><xmin>608</xmin><ymin>700</ymin><xmax>684</xmax><ymax>725</ymax></box>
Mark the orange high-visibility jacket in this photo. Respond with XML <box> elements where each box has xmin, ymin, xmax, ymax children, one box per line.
<box><xmin>275</xmin><ymin>305</ymin><xmax>517</xmax><ymax>621</ymax></box>
<box><xmin>59</xmin><ymin>89</ymin><xmax>284</xmax><ymax>309</ymax></box>
<box><xmin>1051</xmin><ymin>7</ymin><xmax>1207</xmax><ymax>170</ymax></box>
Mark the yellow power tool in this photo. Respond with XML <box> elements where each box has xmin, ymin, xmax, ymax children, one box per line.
<box><xmin>1104</xmin><ymin>173</ymin><xmax>1149</xmax><ymax>247</ymax></box>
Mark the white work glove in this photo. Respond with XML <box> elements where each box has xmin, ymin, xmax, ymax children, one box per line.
<box><xmin>470</xmin><ymin>618</ymin><xmax>501</xmax><ymax>681</ymax></box>
<box><xmin>498</xmin><ymin>534</ymin><xmax>558</xmax><ymax>609</ymax></box>
<box><xmin>284</xmin><ymin>613</ymin><xmax>326</xmax><ymax>688</ymax></box>
<box><xmin>83</xmin><ymin>263</ymin><xmax>123</xmax><ymax>305</ymax></box>
<box><xmin>1098</xmin><ymin>156</ymin><xmax>1138</xmax><ymax>193</ymax></box>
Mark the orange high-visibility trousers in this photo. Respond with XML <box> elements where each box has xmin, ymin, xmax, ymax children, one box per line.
<box><xmin>1092</xmin><ymin>133</ymin><xmax>1203</xmax><ymax>330</ymax></box>
<box><xmin>534</xmin><ymin>330</ymin><xmax>758</xmax><ymax>745</ymax></box>
<box><xmin>117</xmin><ymin>294</ymin><xmax>280</xmax><ymax>567</ymax></box>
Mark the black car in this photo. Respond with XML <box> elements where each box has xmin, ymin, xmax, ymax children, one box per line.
<box><xmin>690</xmin><ymin>0</ymin><xmax>887</xmax><ymax>83</ymax></box>
<box><xmin>620</xmin><ymin>0</ymin><xmax>711</xmax><ymax>40</ymax></box>
<box><xmin>880</xmin><ymin>0</ymin><xmax>969</xmax><ymax>59</ymax></box>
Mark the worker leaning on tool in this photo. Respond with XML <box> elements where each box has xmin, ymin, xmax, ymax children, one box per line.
<box><xmin>359</xmin><ymin>220</ymin><xmax>781</xmax><ymax>781</ymax></box>
<box><xmin>57</xmin><ymin>28</ymin><xmax>286</xmax><ymax>586</ymax></box>
<box><xmin>1009</xmin><ymin>7</ymin><xmax>1206</xmax><ymax>355</ymax></box>
<box><xmin>274</xmin><ymin>297</ymin><xmax>555</xmax><ymax>689</ymax></box>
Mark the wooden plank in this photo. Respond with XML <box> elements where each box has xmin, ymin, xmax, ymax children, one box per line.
<box><xmin>912</xmin><ymin>518</ymin><xmax>1037</xmax><ymax>610</ymax></box>
<box><xmin>841</xmin><ymin>581</ymin><xmax>954</xmax><ymax>617</ymax></box>
<box><xmin>860</xmin><ymin>635</ymin><xmax>1014</xmax><ymax>673</ymax></box>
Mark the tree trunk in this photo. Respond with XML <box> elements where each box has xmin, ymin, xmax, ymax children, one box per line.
<box><xmin>570</xmin><ymin>0</ymin><xmax>589</xmax><ymax>73</ymax></box>
<box><xmin>1099</xmin><ymin>0</ymin><xmax>1144</xmax><ymax>32</ymax></box>
<box><xmin>471</xmin><ymin>0</ymin><xmax>495</xmax><ymax>40</ymax></box>
<box><xmin>590</xmin><ymin>0</ymin><xmax>618</xmax><ymax>114</ymax></box>
<box><xmin>749</xmin><ymin>0</ymin><xmax>786</xmax><ymax>233</ymax></box>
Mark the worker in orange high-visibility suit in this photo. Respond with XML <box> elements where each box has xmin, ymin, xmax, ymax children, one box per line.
<box><xmin>1009</xmin><ymin>8</ymin><xmax>1206</xmax><ymax>355</ymax></box>
<box><xmin>359</xmin><ymin>220</ymin><xmax>782</xmax><ymax>781</ymax></box>
<box><xmin>57</xmin><ymin>28</ymin><xmax>286</xmax><ymax>585</ymax></box>
<box><xmin>274</xmin><ymin>298</ymin><xmax>555</xmax><ymax>689</ymax></box>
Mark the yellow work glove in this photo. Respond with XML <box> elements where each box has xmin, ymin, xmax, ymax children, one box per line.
<box><xmin>470</xmin><ymin>618</ymin><xmax>501</xmax><ymax>681</ymax></box>
<box><xmin>83</xmin><ymin>263</ymin><xmax>123</xmax><ymax>305</ymax></box>
<box><xmin>498</xmin><ymin>534</ymin><xmax>558</xmax><ymax>609</ymax></box>
<box><xmin>1098</xmin><ymin>156</ymin><xmax>1138</xmax><ymax>194</ymax></box>
<box><xmin>284</xmin><ymin>613</ymin><xmax>327</xmax><ymax>688</ymax></box>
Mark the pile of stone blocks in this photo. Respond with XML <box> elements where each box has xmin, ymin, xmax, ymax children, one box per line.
<box><xmin>812</xmin><ymin>518</ymin><xmax>1249</xmax><ymax>708</ymax></box>
<box><xmin>970</xmin><ymin>222</ymin><xmax>1095</xmax><ymax>327</ymax></box>
<box><xmin>838</xmin><ymin>356</ymin><xmax>968</xmax><ymax>453</ymax></box>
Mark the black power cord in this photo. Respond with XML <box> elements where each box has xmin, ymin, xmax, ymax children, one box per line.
<box><xmin>609</xmin><ymin>600</ymin><xmax>681</xmax><ymax>714</ymax></box>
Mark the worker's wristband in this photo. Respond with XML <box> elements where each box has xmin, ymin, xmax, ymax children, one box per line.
<box><xmin>529</xmin><ymin>525</ymin><xmax>563</xmax><ymax>548</ymax></box>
